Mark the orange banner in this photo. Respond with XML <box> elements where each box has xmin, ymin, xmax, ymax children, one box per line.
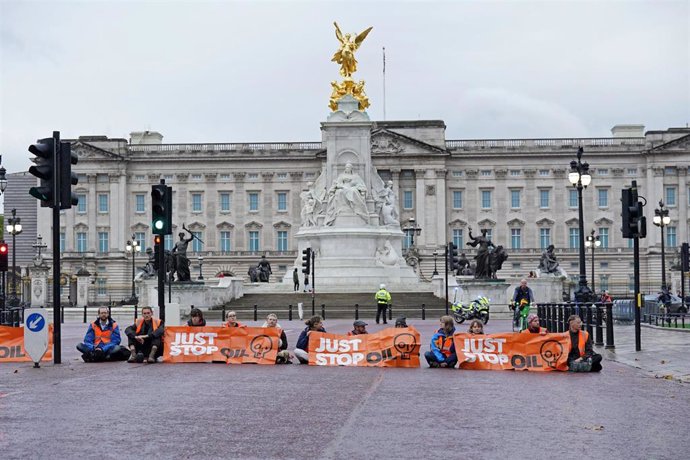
<box><xmin>308</xmin><ymin>327</ymin><xmax>421</xmax><ymax>367</ymax></box>
<box><xmin>163</xmin><ymin>326</ymin><xmax>280</xmax><ymax>364</ymax></box>
<box><xmin>453</xmin><ymin>332</ymin><xmax>570</xmax><ymax>371</ymax></box>
<box><xmin>0</xmin><ymin>325</ymin><xmax>54</xmax><ymax>363</ymax></box>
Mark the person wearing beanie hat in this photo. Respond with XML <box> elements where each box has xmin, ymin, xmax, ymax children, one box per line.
<box><xmin>394</xmin><ymin>317</ymin><xmax>407</xmax><ymax>328</ymax></box>
<box><xmin>374</xmin><ymin>284</ymin><xmax>392</xmax><ymax>325</ymax></box>
<box><xmin>520</xmin><ymin>313</ymin><xmax>547</xmax><ymax>334</ymax></box>
<box><xmin>348</xmin><ymin>320</ymin><xmax>369</xmax><ymax>336</ymax></box>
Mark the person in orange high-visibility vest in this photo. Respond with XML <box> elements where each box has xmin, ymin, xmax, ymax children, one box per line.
<box><xmin>566</xmin><ymin>315</ymin><xmax>602</xmax><ymax>372</ymax></box>
<box><xmin>425</xmin><ymin>316</ymin><xmax>457</xmax><ymax>368</ymax></box>
<box><xmin>520</xmin><ymin>314</ymin><xmax>547</xmax><ymax>335</ymax></box>
<box><xmin>76</xmin><ymin>307</ymin><xmax>131</xmax><ymax>362</ymax></box>
<box><xmin>125</xmin><ymin>306</ymin><xmax>164</xmax><ymax>363</ymax></box>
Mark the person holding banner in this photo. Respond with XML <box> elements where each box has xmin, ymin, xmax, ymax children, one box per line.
<box><xmin>566</xmin><ymin>315</ymin><xmax>602</xmax><ymax>372</ymax></box>
<box><xmin>375</xmin><ymin>284</ymin><xmax>392</xmax><ymax>324</ymax></box>
<box><xmin>223</xmin><ymin>311</ymin><xmax>246</xmax><ymax>328</ymax></box>
<box><xmin>76</xmin><ymin>307</ymin><xmax>131</xmax><ymax>362</ymax></box>
<box><xmin>264</xmin><ymin>313</ymin><xmax>292</xmax><ymax>364</ymax></box>
<box><xmin>125</xmin><ymin>307</ymin><xmax>164</xmax><ymax>364</ymax></box>
<box><xmin>187</xmin><ymin>308</ymin><xmax>207</xmax><ymax>327</ymax></box>
<box><xmin>468</xmin><ymin>319</ymin><xmax>484</xmax><ymax>335</ymax></box>
<box><xmin>521</xmin><ymin>314</ymin><xmax>547</xmax><ymax>335</ymax></box>
<box><xmin>294</xmin><ymin>315</ymin><xmax>326</xmax><ymax>364</ymax></box>
<box><xmin>395</xmin><ymin>317</ymin><xmax>407</xmax><ymax>328</ymax></box>
<box><xmin>425</xmin><ymin>316</ymin><xmax>457</xmax><ymax>368</ymax></box>
<box><xmin>348</xmin><ymin>320</ymin><xmax>369</xmax><ymax>336</ymax></box>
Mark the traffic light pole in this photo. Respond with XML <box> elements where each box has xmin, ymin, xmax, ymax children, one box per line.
<box><xmin>51</xmin><ymin>131</ymin><xmax>61</xmax><ymax>364</ymax></box>
<box><xmin>157</xmin><ymin>236</ymin><xmax>165</xmax><ymax>322</ymax></box>
<box><xmin>444</xmin><ymin>243</ymin><xmax>449</xmax><ymax>314</ymax></box>
<box><xmin>311</xmin><ymin>250</ymin><xmax>315</xmax><ymax>316</ymax></box>
<box><xmin>634</xmin><ymin>236</ymin><xmax>641</xmax><ymax>352</ymax></box>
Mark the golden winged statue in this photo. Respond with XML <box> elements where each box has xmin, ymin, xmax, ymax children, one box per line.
<box><xmin>331</xmin><ymin>22</ymin><xmax>373</xmax><ymax>78</ymax></box>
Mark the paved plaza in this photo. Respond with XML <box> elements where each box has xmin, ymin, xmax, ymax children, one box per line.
<box><xmin>1</xmin><ymin>317</ymin><xmax>688</xmax><ymax>459</ymax></box>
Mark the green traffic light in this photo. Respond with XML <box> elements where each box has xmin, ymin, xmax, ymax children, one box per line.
<box><xmin>153</xmin><ymin>220</ymin><xmax>164</xmax><ymax>230</ymax></box>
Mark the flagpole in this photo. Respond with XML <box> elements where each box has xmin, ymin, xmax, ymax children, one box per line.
<box><xmin>382</xmin><ymin>46</ymin><xmax>386</xmax><ymax>121</ymax></box>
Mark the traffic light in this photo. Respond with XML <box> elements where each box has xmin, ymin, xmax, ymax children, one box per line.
<box><xmin>151</xmin><ymin>183</ymin><xmax>172</xmax><ymax>235</ymax></box>
<box><xmin>621</xmin><ymin>187</ymin><xmax>646</xmax><ymax>238</ymax></box>
<box><xmin>153</xmin><ymin>235</ymin><xmax>162</xmax><ymax>270</ymax></box>
<box><xmin>59</xmin><ymin>141</ymin><xmax>79</xmax><ymax>209</ymax></box>
<box><xmin>28</xmin><ymin>135</ymin><xmax>57</xmax><ymax>207</ymax></box>
<box><xmin>447</xmin><ymin>242</ymin><xmax>459</xmax><ymax>271</ymax></box>
<box><xmin>0</xmin><ymin>242</ymin><xmax>7</xmax><ymax>272</ymax></box>
<box><xmin>301</xmin><ymin>248</ymin><xmax>312</xmax><ymax>274</ymax></box>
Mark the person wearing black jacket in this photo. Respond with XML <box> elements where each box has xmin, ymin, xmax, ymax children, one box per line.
<box><xmin>566</xmin><ymin>315</ymin><xmax>602</xmax><ymax>372</ymax></box>
<box><xmin>187</xmin><ymin>308</ymin><xmax>207</xmax><ymax>327</ymax></box>
<box><xmin>125</xmin><ymin>307</ymin><xmax>165</xmax><ymax>363</ymax></box>
<box><xmin>294</xmin><ymin>315</ymin><xmax>326</xmax><ymax>364</ymax></box>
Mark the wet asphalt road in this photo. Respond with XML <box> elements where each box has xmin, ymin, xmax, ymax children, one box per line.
<box><xmin>1</xmin><ymin>319</ymin><xmax>688</xmax><ymax>459</ymax></box>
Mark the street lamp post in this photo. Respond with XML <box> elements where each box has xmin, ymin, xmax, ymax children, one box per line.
<box><xmin>125</xmin><ymin>236</ymin><xmax>140</xmax><ymax>303</ymax></box>
<box><xmin>402</xmin><ymin>217</ymin><xmax>422</xmax><ymax>249</ymax></box>
<box><xmin>432</xmin><ymin>251</ymin><xmax>439</xmax><ymax>276</ymax></box>
<box><xmin>198</xmin><ymin>256</ymin><xmax>204</xmax><ymax>280</ymax></box>
<box><xmin>6</xmin><ymin>209</ymin><xmax>23</xmax><ymax>306</ymax></box>
<box><xmin>568</xmin><ymin>147</ymin><xmax>594</xmax><ymax>303</ymax></box>
<box><xmin>653</xmin><ymin>200</ymin><xmax>671</xmax><ymax>291</ymax></box>
<box><xmin>584</xmin><ymin>229</ymin><xmax>601</xmax><ymax>296</ymax></box>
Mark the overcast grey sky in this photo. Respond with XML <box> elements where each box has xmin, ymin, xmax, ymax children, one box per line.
<box><xmin>1</xmin><ymin>0</ymin><xmax>688</xmax><ymax>175</ymax></box>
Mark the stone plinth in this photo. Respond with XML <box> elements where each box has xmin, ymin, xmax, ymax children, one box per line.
<box><xmin>507</xmin><ymin>276</ymin><xmax>566</xmax><ymax>303</ymax></box>
<box><xmin>137</xmin><ymin>277</ymin><xmax>244</xmax><ymax>309</ymax></box>
<box><xmin>30</xmin><ymin>266</ymin><xmax>50</xmax><ymax>307</ymax></box>
<box><xmin>76</xmin><ymin>274</ymin><xmax>90</xmax><ymax>307</ymax></box>
<box><xmin>456</xmin><ymin>279</ymin><xmax>511</xmax><ymax>305</ymax></box>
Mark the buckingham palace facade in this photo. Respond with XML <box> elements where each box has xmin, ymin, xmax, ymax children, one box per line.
<box><xmin>15</xmin><ymin>121</ymin><xmax>689</xmax><ymax>304</ymax></box>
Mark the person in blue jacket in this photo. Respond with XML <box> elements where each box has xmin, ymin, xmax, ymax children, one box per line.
<box><xmin>294</xmin><ymin>315</ymin><xmax>326</xmax><ymax>364</ymax></box>
<box><xmin>424</xmin><ymin>315</ymin><xmax>457</xmax><ymax>368</ymax></box>
<box><xmin>76</xmin><ymin>307</ymin><xmax>131</xmax><ymax>362</ymax></box>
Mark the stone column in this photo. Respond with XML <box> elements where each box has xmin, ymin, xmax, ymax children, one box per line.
<box><xmin>76</xmin><ymin>270</ymin><xmax>91</xmax><ymax>307</ymax></box>
<box><xmin>262</xmin><ymin>172</ymin><xmax>275</xmax><ymax>250</ymax></box>
<box><xmin>30</xmin><ymin>265</ymin><xmax>50</xmax><ymax>307</ymax></box>
<box><xmin>434</xmin><ymin>169</ymin><xmax>447</xmax><ymax>248</ymax></box>
<box><xmin>233</xmin><ymin>173</ymin><xmax>246</xmax><ymax>249</ymax></box>
<box><xmin>414</xmin><ymin>169</ymin><xmax>426</xmax><ymax>247</ymax></box>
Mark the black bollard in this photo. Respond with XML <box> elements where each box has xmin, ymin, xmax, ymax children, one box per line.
<box><xmin>134</xmin><ymin>304</ymin><xmax>138</xmax><ymax>320</ymax></box>
<box><xmin>594</xmin><ymin>304</ymin><xmax>604</xmax><ymax>347</ymax></box>
<box><xmin>321</xmin><ymin>304</ymin><xmax>326</xmax><ymax>320</ymax></box>
<box><xmin>61</xmin><ymin>304</ymin><xmax>65</xmax><ymax>324</ymax></box>
<box><xmin>253</xmin><ymin>305</ymin><xmax>258</xmax><ymax>322</ymax></box>
<box><xmin>83</xmin><ymin>305</ymin><xmax>87</xmax><ymax>323</ymax></box>
<box><xmin>288</xmin><ymin>304</ymin><xmax>293</xmax><ymax>321</ymax></box>
<box><xmin>605</xmin><ymin>302</ymin><xmax>615</xmax><ymax>349</ymax></box>
<box><xmin>422</xmin><ymin>303</ymin><xmax>426</xmax><ymax>320</ymax></box>
<box><xmin>355</xmin><ymin>304</ymin><xmax>359</xmax><ymax>320</ymax></box>
<box><xmin>389</xmin><ymin>304</ymin><xmax>393</xmax><ymax>322</ymax></box>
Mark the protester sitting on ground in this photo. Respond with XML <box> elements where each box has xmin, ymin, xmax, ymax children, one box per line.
<box><xmin>222</xmin><ymin>311</ymin><xmax>246</xmax><ymax>328</ymax></box>
<box><xmin>348</xmin><ymin>320</ymin><xmax>369</xmax><ymax>336</ymax></box>
<box><xmin>187</xmin><ymin>308</ymin><xmax>207</xmax><ymax>327</ymax></box>
<box><xmin>395</xmin><ymin>317</ymin><xmax>408</xmax><ymax>328</ymax></box>
<box><xmin>125</xmin><ymin>306</ymin><xmax>164</xmax><ymax>364</ymax></box>
<box><xmin>468</xmin><ymin>319</ymin><xmax>484</xmax><ymax>335</ymax></box>
<box><xmin>424</xmin><ymin>316</ymin><xmax>457</xmax><ymax>369</ymax></box>
<box><xmin>521</xmin><ymin>313</ymin><xmax>547</xmax><ymax>334</ymax></box>
<box><xmin>566</xmin><ymin>315</ymin><xmax>602</xmax><ymax>372</ymax></box>
<box><xmin>294</xmin><ymin>315</ymin><xmax>326</xmax><ymax>364</ymax></box>
<box><xmin>264</xmin><ymin>313</ymin><xmax>291</xmax><ymax>364</ymax></box>
<box><xmin>76</xmin><ymin>307</ymin><xmax>131</xmax><ymax>362</ymax></box>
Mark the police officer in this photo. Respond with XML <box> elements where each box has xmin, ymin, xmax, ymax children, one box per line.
<box><xmin>375</xmin><ymin>284</ymin><xmax>392</xmax><ymax>325</ymax></box>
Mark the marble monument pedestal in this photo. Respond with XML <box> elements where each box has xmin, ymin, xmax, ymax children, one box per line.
<box><xmin>456</xmin><ymin>279</ymin><xmax>511</xmax><ymax>305</ymax></box>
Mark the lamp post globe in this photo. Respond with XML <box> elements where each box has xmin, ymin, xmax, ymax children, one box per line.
<box><xmin>6</xmin><ymin>209</ymin><xmax>23</xmax><ymax>306</ymax></box>
<box><xmin>653</xmin><ymin>201</ymin><xmax>671</xmax><ymax>291</ymax></box>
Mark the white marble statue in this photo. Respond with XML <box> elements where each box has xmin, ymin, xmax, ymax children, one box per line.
<box><xmin>377</xmin><ymin>180</ymin><xmax>399</xmax><ymax>226</ymax></box>
<box><xmin>375</xmin><ymin>240</ymin><xmax>400</xmax><ymax>267</ymax></box>
<box><xmin>325</xmin><ymin>163</ymin><xmax>369</xmax><ymax>226</ymax></box>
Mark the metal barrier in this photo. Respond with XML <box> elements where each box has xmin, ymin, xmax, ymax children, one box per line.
<box><xmin>643</xmin><ymin>313</ymin><xmax>688</xmax><ymax>328</ymax></box>
<box><xmin>0</xmin><ymin>307</ymin><xmax>23</xmax><ymax>327</ymax></box>
<box><xmin>537</xmin><ymin>302</ymin><xmax>614</xmax><ymax>349</ymax></box>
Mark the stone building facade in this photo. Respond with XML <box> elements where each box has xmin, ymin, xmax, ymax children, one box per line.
<box><xmin>15</xmin><ymin>122</ymin><xmax>690</xmax><ymax>304</ymax></box>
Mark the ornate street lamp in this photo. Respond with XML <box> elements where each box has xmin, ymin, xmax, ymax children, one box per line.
<box><xmin>568</xmin><ymin>147</ymin><xmax>594</xmax><ymax>303</ymax></box>
<box><xmin>653</xmin><ymin>200</ymin><xmax>671</xmax><ymax>291</ymax></box>
<box><xmin>432</xmin><ymin>250</ymin><xmax>439</xmax><ymax>276</ymax></box>
<box><xmin>198</xmin><ymin>256</ymin><xmax>204</xmax><ymax>280</ymax></box>
<box><xmin>402</xmin><ymin>217</ymin><xmax>422</xmax><ymax>249</ymax></box>
<box><xmin>125</xmin><ymin>236</ymin><xmax>140</xmax><ymax>303</ymax></box>
<box><xmin>584</xmin><ymin>229</ymin><xmax>601</xmax><ymax>296</ymax></box>
<box><xmin>6</xmin><ymin>209</ymin><xmax>23</xmax><ymax>306</ymax></box>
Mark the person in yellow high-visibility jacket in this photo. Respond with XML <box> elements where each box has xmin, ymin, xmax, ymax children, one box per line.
<box><xmin>375</xmin><ymin>284</ymin><xmax>392</xmax><ymax>324</ymax></box>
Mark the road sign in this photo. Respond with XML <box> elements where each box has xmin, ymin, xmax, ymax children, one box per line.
<box><xmin>24</xmin><ymin>309</ymin><xmax>49</xmax><ymax>367</ymax></box>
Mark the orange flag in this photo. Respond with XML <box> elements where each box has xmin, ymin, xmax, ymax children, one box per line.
<box><xmin>453</xmin><ymin>332</ymin><xmax>570</xmax><ymax>371</ymax></box>
<box><xmin>0</xmin><ymin>325</ymin><xmax>54</xmax><ymax>363</ymax></box>
<box><xmin>163</xmin><ymin>326</ymin><xmax>280</xmax><ymax>364</ymax></box>
<box><xmin>308</xmin><ymin>327</ymin><xmax>421</xmax><ymax>367</ymax></box>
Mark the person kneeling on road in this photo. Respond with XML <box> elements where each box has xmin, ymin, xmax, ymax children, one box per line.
<box><xmin>425</xmin><ymin>316</ymin><xmax>457</xmax><ymax>369</ymax></box>
<box><xmin>521</xmin><ymin>313</ymin><xmax>547</xmax><ymax>334</ymax></box>
<box><xmin>566</xmin><ymin>315</ymin><xmax>602</xmax><ymax>372</ymax></box>
<box><xmin>294</xmin><ymin>315</ymin><xmax>326</xmax><ymax>364</ymax></box>
<box><xmin>76</xmin><ymin>307</ymin><xmax>131</xmax><ymax>362</ymax></box>
<box><xmin>125</xmin><ymin>306</ymin><xmax>164</xmax><ymax>364</ymax></box>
